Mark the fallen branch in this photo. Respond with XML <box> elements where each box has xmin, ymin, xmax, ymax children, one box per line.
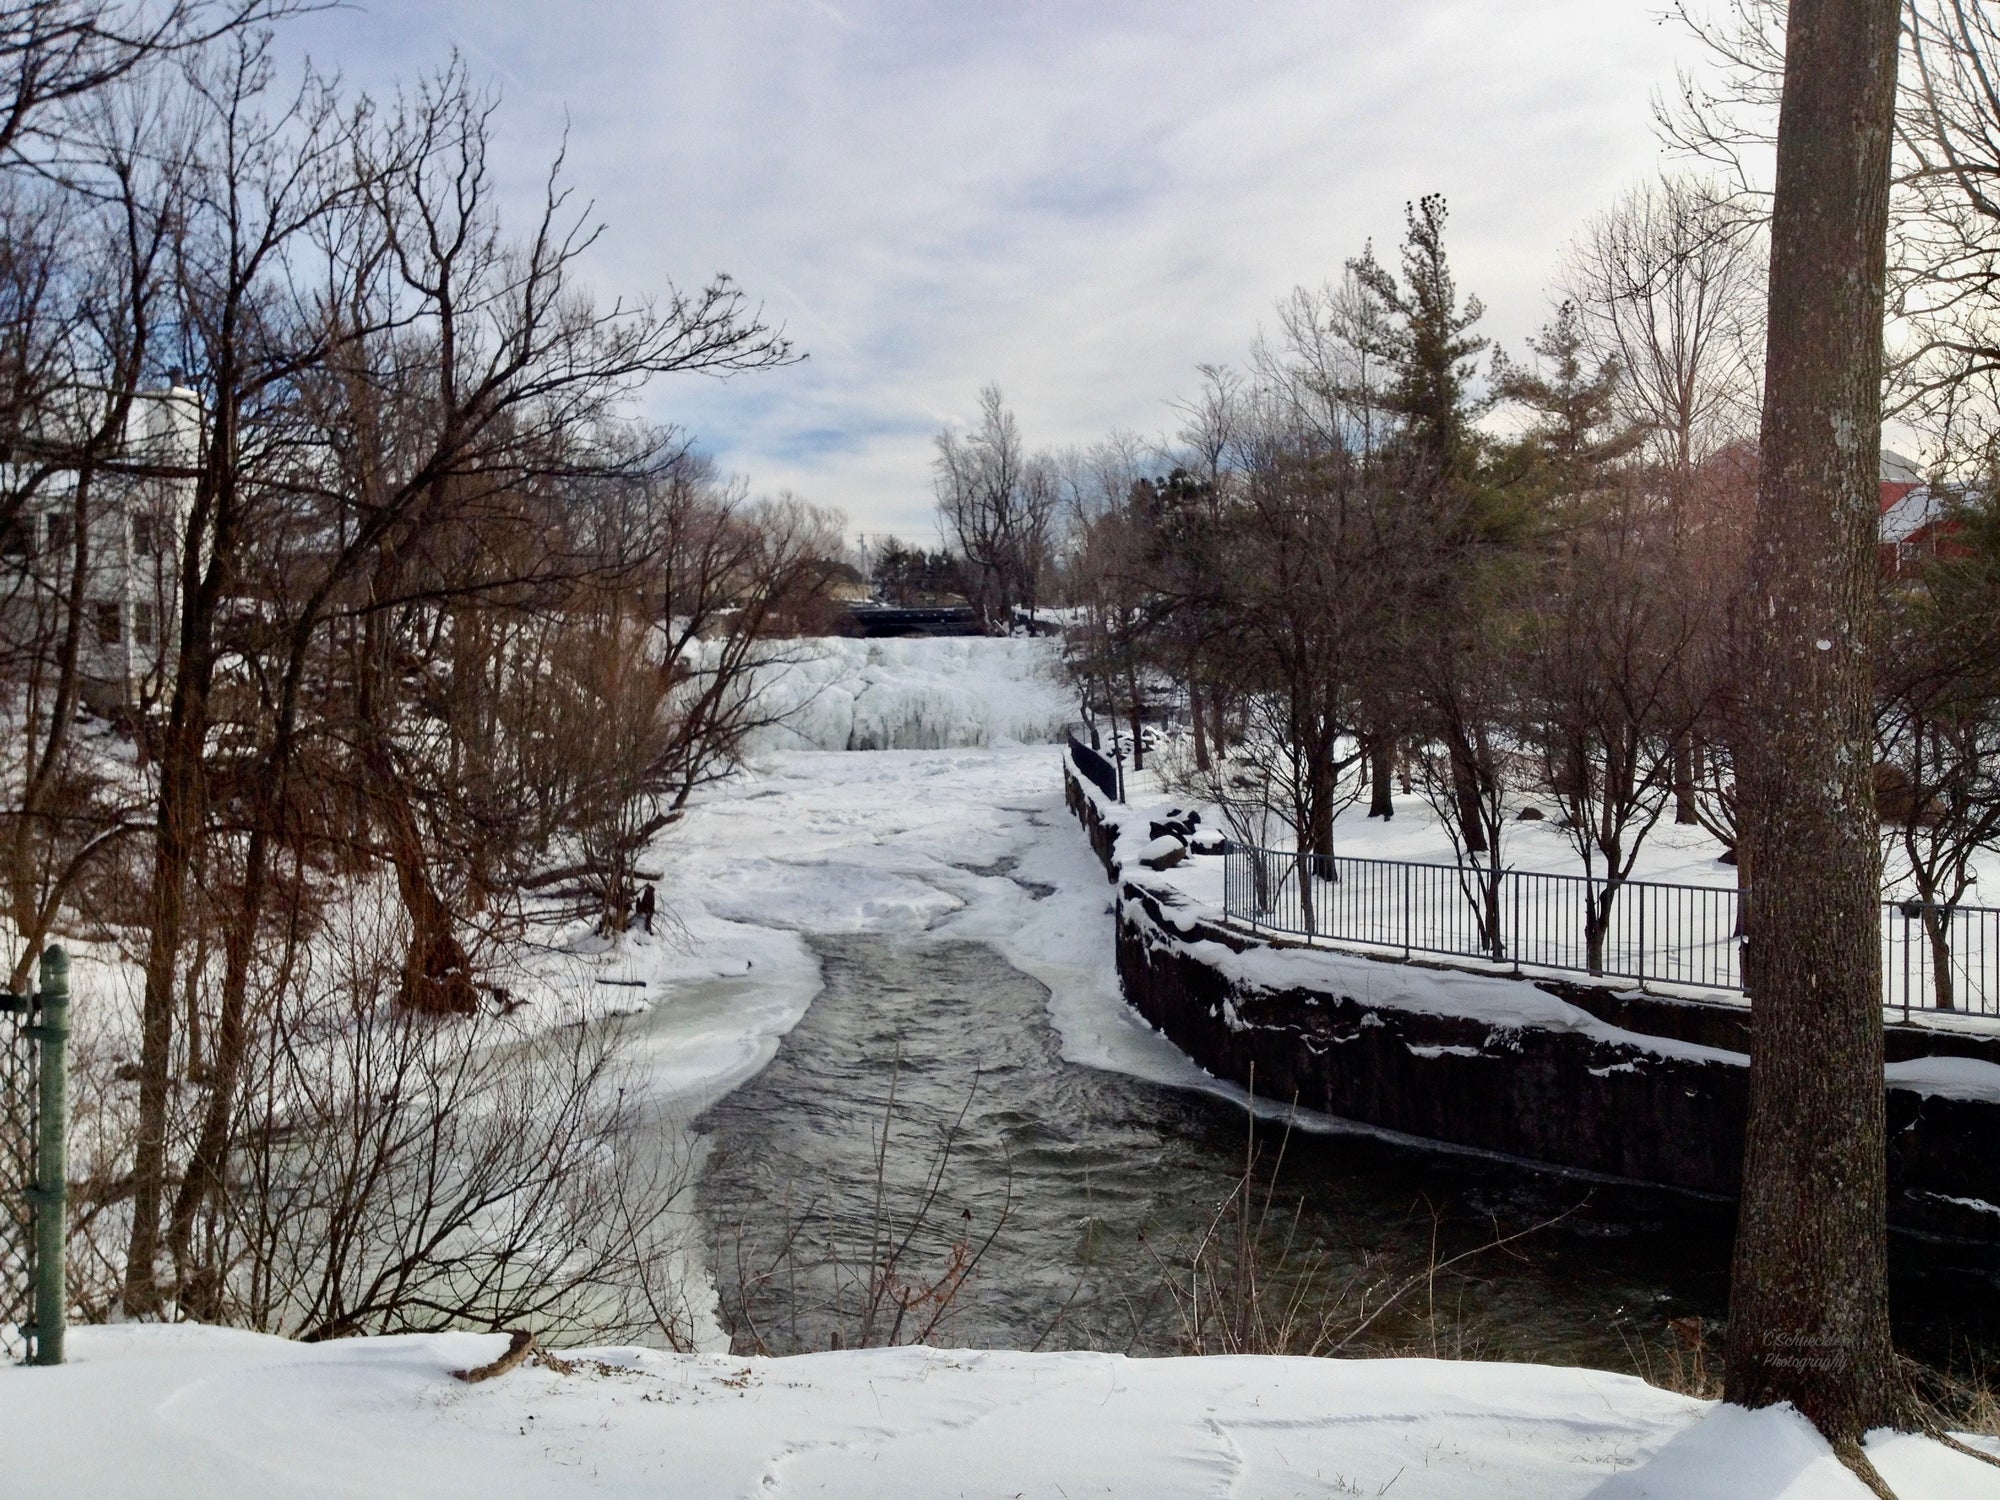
<box><xmin>453</xmin><ymin>1329</ymin><xmax>536</xmax><ymax>1383</ymax></box>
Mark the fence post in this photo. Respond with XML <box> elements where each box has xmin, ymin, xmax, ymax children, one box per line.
<box><xmin>1636</xmin><ymin>889</ymin><xmax>1646</xmax><ymax>988</ymax></box>
<box><xmin>30</xmin><ymin>945</ymin><xmax>67</xmax><ymax>1366</ymax></box>
<box><xmin>1509</xmin><ymin>871</ymin><xmax>1521</xmax><ymax>977</ymax></box>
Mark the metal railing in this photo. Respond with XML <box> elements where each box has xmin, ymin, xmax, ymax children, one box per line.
<box><xmin>1</xmin><ymin>947</ymin><xmax>69</xmax><ymax>1364</ymax></box>
<box><xmin>1884</xmin><ymin>898</ymin><xmax>2000</xmax><ymax>1018</ymax></box>
<box><xmin>1221</xmin><ymin>844</ymin><xmax>1999</xmax><ymax>1018</ymax></box>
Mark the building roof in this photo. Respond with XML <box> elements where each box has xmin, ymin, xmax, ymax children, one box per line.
<box><xmin>1880</xmin><ymin>485</ymin><xmax>1954</xmax><ymax>545</ymax></box>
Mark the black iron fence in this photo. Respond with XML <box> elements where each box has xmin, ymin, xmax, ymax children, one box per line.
<box><xmin>1221</xmin><ymin>844</ymin><xmax>1999</xmax><ymax>1018</ymax></box>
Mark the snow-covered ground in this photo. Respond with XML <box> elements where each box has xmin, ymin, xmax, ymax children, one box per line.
<box><xmin>1106</xmin><ymin>755</ymin><xmax>2000</xmax><ymax>1020</ymax></box>
<box><xmin>1116</xmin><ymin>755</ymin><xmax>2000</xmax><ymax>899</ymax></box>
<box><xmin>5</xmin><ymin>1324</ymin><xmax>1995</xmax><ymax>1498</ymax></box>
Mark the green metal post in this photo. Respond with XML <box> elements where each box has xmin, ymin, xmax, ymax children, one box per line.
<box><xmin>31</xmin><ymin>945</ymin><xmax>67</xmax><ymax>1365</ymax></box>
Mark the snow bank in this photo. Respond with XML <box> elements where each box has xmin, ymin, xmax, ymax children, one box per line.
<box><xmin>9</xmin><ymin>1325</ymin><xmax>1993</xmax><ymax>1498</ymax></box>
<box><xmin>1885</xmin><ymin>1053</ymin><xmax>2000</xmax><ymax>1103</ymax></box>
<box><xmin>710</xmin><ymin>635</ymin><xmax>1073</xmax><ymax>752</ymax></box>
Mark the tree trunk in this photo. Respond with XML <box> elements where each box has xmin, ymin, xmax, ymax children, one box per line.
<box><xmin>167</xmin><ymin>814</ymin><xmax>276</xmax><ymax>1307</ymax></box>
<box><xmin>1367</xmin><ymin>734</ymin><xmax>1395</xmax><ymax>819</ymax></box>
<box><xmin>1725</xmin><ymin>0</ymin><xmax>1902</xmax><ymax>1443</ymax></box>
<box><xmin>1127</xmin><ymin>674</ymin><xmax>1144</xmax><ymax>772</ymax></box>
<box><xmin>1450</xmin><ymin>748</ymin><xmax>1486</xmax><ymax>855</ymax></box>
<box><xmin>1921</xmin><ymin>903</ymin><xmax>1955</xmax><ymax>1013</ymax></box>
<box><xmin>1585</xmin><ymin>882</ymin><xmax>1616</xmax><ymax>976</ymax></box>
<box><xmin>126</xmin><ymin>710</ymin><xmax>204</xmax><ymax>1313</ymax></box>
<box><xmin>1309</xmin><ymin>751</ymin><xmax>1336</xmax><ymax>864</ymax></box>
<box><xmin>126</xmin><ymin>439</ymin><xmax>235</xmax><ymax>1313</ymax></box>
<box><xmin>1190</xmin><ymin>681</ymin><xmax>1211</xmax><ymax>773</ymax></box>
<box><xmin>1673</xmin><ymin>734</ymin><xmax>1698</xmax><ymax>825</ymax></box>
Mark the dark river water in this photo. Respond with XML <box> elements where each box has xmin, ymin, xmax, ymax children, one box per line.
<box><xmin>694</xmin><ymin>934</ymin><xmax>2000</xmax><ymax>1372</ymax></box>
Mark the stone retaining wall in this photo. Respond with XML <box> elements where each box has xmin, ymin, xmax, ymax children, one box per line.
<box><xmin>1065</xmin><ymin>763</ymin><xmax>2000</xmax><ymax>1243</ymax></box>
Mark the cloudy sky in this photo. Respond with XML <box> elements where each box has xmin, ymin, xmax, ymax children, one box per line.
<box><xmin>292</xmin><ymin>1</ymin><xmax>1705</xmax><ymax>540</ymax></box>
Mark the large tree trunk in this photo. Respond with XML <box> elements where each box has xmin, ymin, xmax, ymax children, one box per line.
<box><xmin>1725</xmin><ymin>0</ymin><xmax>1901</xmax><ymax>1444</ymax></box>
<box><xmin>1367</xmin><ymin>733</ymin><xmax>1395</xmax><ymax>819</ymax></box>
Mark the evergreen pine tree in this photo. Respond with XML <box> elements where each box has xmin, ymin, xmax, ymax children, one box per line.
<box><xmin>1347</xmin><ymin>194</ymin><xmax>1489</xmax><ymax>501</ymax></box>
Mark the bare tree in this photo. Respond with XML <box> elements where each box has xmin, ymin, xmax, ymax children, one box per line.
<box><xmin>1653</xmin><ymin>0</ymin><xmax>1788</xmax><ymax>208</ymax></box>
<box><xmin>114</xmin><ymin>41</ymin><xmax>794</xmax><ymax>1312</ymax></box>
<box><xmin>525</xmin><ymin>480</ymin><xmax>844</xmax><ymax>931</ymax></box>
<box><xmin>0</xmin><ymin>1</ymin><xmax>302</xmax><ymax>166</ymax></box>
<box><xmin>1254</xmin><ymin>273</ymin><xmax>1407</xmax><ymax>811</ymax></box>
<box><xmin>1873</xmin><ymin>493</ymin><xmax>2000</xmax><ymax>1010</ymax></box>
<box><xmin>932</xmin><ymin>384</ymin><xmax>1058</xmax><ymax>630</ymax></box>
<box><xmin>0</xmin><ymin>72</ymin><xmax>193</xmax><ymax>987</ymax></box>
<box><xmin>1895</xmin><ymin>1</ymin><xmax>2000</xmax><ymax>468</ymax></box>
<box><xmin>1563</xmin><ymin>174</ymin><xmax>1765</xmax><ymax>479</ymax></box>
<box><xmin>136</xmin><ymin>907</ymin><xmax>707</xmax><ymax>1345</ymax></box>
<box><xmin>1525</xmin><ymin>499</ymin><xmax>1703</xmax><ymax>974</ymax></box>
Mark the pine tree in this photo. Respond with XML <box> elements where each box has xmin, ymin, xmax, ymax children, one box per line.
<box><xmin>1495</xmin><ymin>301</ymin><xmax>1642</xmax><ymax>512</ymax></box>
<box><xmin>1347</xmin><ymin>195</ymin><xmax>1489</xmax><ymax>500</ymax></box>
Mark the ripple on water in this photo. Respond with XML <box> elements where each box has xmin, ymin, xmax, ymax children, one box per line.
<box><xmin>693</xmin><ymin>934</ymin><xmax>1999</xmax><ymax>1368</ymax></box>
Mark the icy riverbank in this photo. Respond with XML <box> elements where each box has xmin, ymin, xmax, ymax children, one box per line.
<box><xmin>518</xmin><ymin>744</ymin><xmax>1224</xmax><ymax>1105</ymax></box>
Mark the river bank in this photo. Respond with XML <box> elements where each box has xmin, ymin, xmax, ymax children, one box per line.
<box><xmin>11</xmin><ymin>743</ymin><xmax>2000</xmax><ymax>1496</ymax></box>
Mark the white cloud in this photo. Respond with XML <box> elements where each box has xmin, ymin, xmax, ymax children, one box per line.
<box><xmin>293</xmin><ymin>0</ymin><xmax>1703</xmax><ymax>538</ymax></box>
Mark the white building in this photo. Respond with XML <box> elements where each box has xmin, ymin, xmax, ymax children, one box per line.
<box><xmin>1</xmin><ymin>384</ymin><xmax>200</xmax><ymax>712</ymax></box>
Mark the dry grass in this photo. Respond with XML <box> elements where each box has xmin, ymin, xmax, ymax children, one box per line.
<box><xmin>1619</xmin><ymin>1315</ymin><xmax>1723</xmax><ymax>1401</ymax></box>
<box><xmin>1144</xmin><ymin>1086</ymin><xmax>1571</xmax><ymax>1361</ymax></box>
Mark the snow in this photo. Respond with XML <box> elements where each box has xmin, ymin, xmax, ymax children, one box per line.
<box><xmin>1884</xmin><ymin>1053</ymin><xmax>2000</xmax><ymax>1103</ymax></box>
<box><xmin>6</xmin><ymin>1324</ymin><xmax>1995</xmax><ymax>1499</ymax></box>
<box><xmin>1154</xmin><ymin>921</ymin><xmax>1748</xmax><ymax>1071</ymax></box>
<box><xmin>706</xmin><ymin>635</ymin><xmax>1075</xmax><ymax>752</ymax></box>
<box><xmin>1880</xmin><ymin>484</ymin><xmax>1953</xmax><ymax>545</ymax></box>
<box><xmin>524</xmin><ymin>743</ymin><xmax>1224</xmax><ymax>1124</ymax></box>
<box><xmin>1110</xmin><ymin>750</ymin><xmax>2000</xmax><ymax>909</ymax></box>
<box><xmin>16</xmin><ymin>734</ymin><xmax>2000</xmax><ymax>1495</ymax></box>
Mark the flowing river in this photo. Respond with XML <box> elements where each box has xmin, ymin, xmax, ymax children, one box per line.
<box><xmin>685</xmin><ymin>932</ymin><xmax>1991</xmax><ymax>1370</ymax></box>
<box><xmin>587</xmin><ymin>742</ymin><xmax>2000</xmax><ymax>1374</ymax></box>
<box><xmin>688</xmin><ymin>934</ymin><xmax>2000</xmax><ymax>1369</ymax></box>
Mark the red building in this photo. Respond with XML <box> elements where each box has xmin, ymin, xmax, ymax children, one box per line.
<box><xmin>1877</xmin><ymin>452</ymin><xmax>1969</xmax><ymax>578</ymax></box>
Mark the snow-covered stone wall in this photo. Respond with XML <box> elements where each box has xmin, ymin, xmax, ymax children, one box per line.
<box><xmin>1064</xmin><ymin>753</ymin><xmax>2000</xmax><ymax>1241</ymax></box>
